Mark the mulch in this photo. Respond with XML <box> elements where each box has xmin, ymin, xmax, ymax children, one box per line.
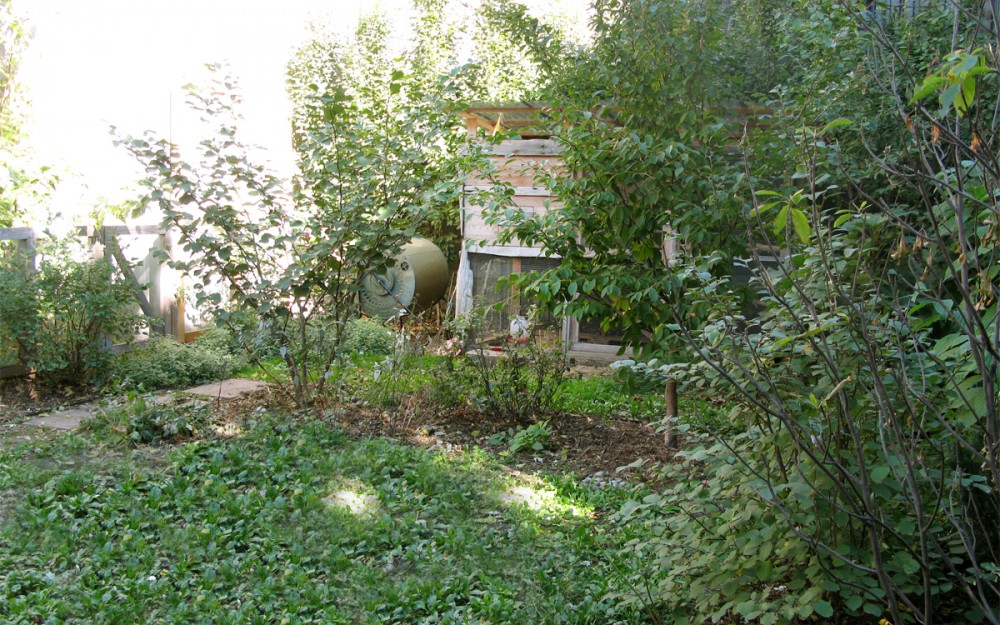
<box><xmin>330</xmin><ymin>398</ymin><xmax>672</xmax><ymax>483</ymax></box>
<box><xmin>0</xmin><ymin>377</ymin><xmax>97</xmax><ymax>425</ymax></box>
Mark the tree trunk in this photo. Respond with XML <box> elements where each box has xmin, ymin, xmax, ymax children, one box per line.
<box><xmin>664</xmin><ymin>379</ymin><xmax>679</xmax><ymax>450</ymax></box>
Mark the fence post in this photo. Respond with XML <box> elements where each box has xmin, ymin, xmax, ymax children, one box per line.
<box><xmin>0</xmin><ymin>227</ymin><xmax>37</xmax><ymax>378</ymax></box>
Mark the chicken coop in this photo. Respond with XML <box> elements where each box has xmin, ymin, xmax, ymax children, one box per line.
<box><xmin>455</xmin><ymin>103</ymin><xmax>630</xmax><ymax>364</ymax></box>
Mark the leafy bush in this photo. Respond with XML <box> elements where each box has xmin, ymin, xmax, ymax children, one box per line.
<box><xmin>439</xmin><ymin>311</ymin><xmax>568</xmax><ymax>423</ymax></box>
<box><xmin>0</xmin><ymin>241</ymin><xmax>146</xmax><ymax>384</ymax></box>
<box><xmin>85</xmin><ymin>393</ymin><xmax>210</xmax><ymax>445</ymax></box>
<box><xmin>496</xmin><ymin>421</ymin><xmax>551</xmax><ymax>453</ymax></box>
<box><xmin>342</xmin><ymin>317</ymin><xmax>395</xmax><ymax>356</ymax></box>
<box><xmin>614</xmin><ymin>432</ymin><xmax>854</xmax><ymax>624</ymax></box>
<box><xmin>111</xmin><ymin>330</ymin><xmax>243</xmax><ymax>392</ymax></box>
<box><xmin>346</xmin><ymin>350</ymin><xmax>442</xmax><ymax>411</ymax></box>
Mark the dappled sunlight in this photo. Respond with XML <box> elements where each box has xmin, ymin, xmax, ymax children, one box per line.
<box><xmin>212</xmin><ymin>422</ymin><xmax>245</xmax><ymax>438</ymax></box>
<box><xmin>323</xmin><ymin>483</ymin><xmax>379</xmax><ymax>516</ymax></box>
<box><xmin>497</xmin><ymin>482</ymin><xmax>592</xmax><ymax>518</ymax></box>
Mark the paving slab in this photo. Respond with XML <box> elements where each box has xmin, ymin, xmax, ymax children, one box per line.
<box><xmin>181</xmin><ymin>378</ymin><xmax>268</xmax><ymax>400</ymax></box>
<box><xmin>24</xmin><ymin>407</ymin><xmax>96</xmax><ymax>431</ymax></box>
<box><xmin>151</xmin><ymin>393</ymin><xmax>207</xmax><ymax>408</ymax></box>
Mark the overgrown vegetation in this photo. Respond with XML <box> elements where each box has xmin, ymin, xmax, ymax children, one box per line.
<box><xmin>6</xmin><ymin>0</ymin><xmax>998</xmax><ymax>622</ymax></box>
<box><xmin>433</xmin><ymin>311</ymin><xmax>569</xmax><ymax>423</ymax></box>
<box><xmin>341</xmin><ymin>318</ymin><xmax>396</xmax><ymax>357</ymax></box>
<box><xmin>111</xmin><ymin>329</ymin><xmax>244</xmax><ymax>393</ymax></box>
<box><xmin>84</xmin><ymin>393</ymin><xmax>211</xmax><ymax>445</ymax></box>
<box><xmin>486</xmin><ymin>0</ymin><xmax>1000</xmax><ymax>622</ymax></box>
<box><xmin>0</xmin><ymin>238</ymin><xmax>147</xmax><ymax>384</ymax></box>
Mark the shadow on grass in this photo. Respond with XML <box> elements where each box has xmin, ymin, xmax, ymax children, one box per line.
<box><xmin>0</xmin><ymin>415</ymin><xmax>652</xmax><ymax>625</ymax></box>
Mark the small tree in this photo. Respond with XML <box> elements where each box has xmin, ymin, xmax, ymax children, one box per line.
<box><xmin>119</xmin><ymin>64</ymin><xmax>465</xmax><ymax>407</ymax></box>
<box><xmin>0</xmin><ymin>239</ymin><xmax>147</xmax><ymax>384</ymax></box>
<box><xmin>620</xmin><ymin>1</ymin><xmax>1000</xmax><ymax>622</ymax></box>
<box><xmin>487</xmin><ymin>0</ymin><xmax>750</xmax><ymax>447</ymax></box>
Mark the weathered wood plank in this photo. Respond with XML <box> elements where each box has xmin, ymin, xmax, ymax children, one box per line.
<box><xmin>0</xmin><ymin>227</ymin><xmax>34</xmax><ymax>241</ymax></box>
<box><xmin>104</xmin><ymin>234</ymin><xmax>159</xmax><ymax>323</ymax></box>
<box><xmin>100</xmin><ymin>224</ymin><xmax>166</xmax><ymax>236</ymax></box>
<box><xmin>463</xmin><ymin>185</ymin><xmax>553</xmax><ymax>197</ymax></box>
<box><xmin>464</xmin><ymin>244</ymin><xmax>557</xmax><ymax>258</ymax></box>
<box><xmin>488</xmin><ymin>140</ymin><xmax>564</xmax><ymax>156</ymax></box>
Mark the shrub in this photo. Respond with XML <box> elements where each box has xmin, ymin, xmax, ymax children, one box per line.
<box><xmin>86</xmin><ymin>393</ymin><xmax>210</xmax><ymax>445</ymax></box>
<box><xmin>0</xmin><ymin>241</ymin><xmax>147</xmax><ymax>384</ymax></box>
<box><xmin>439</xmin><ymin>310</ymin><xmax>568</xmax><ymax>423</ymax></box>
<box><xmin>342</xmin><ymin>317</ymin><xmax>395</xmax><ymax>356</ymax></box>
<box><xmin>112</xmin><ymin>331</ymin><xmax>243</xmax><ymax>392</ymax></box>
<box><xmin>614</xmin><ymin>432</ymin><xmax>851</xmax><ymax>623</ymax></box>
<box><xmin>490</xmin><ymin>421</ymin><xmax>551</xmax><ymax>453</ymax></box>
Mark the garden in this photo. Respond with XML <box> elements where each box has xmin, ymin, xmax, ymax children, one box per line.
<box><xmin>2</xmin><ymin>0</ymin><xmax>1000</xmax><ymax>623</ymax></box>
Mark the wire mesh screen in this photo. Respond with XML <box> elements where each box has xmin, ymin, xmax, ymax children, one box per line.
<box><xmin>469</xmin><ymin>253</ymin><xmax>563</xmax><ymax>338</ymax></box>
<box><xmin>576</xmin><ymin>316</ymin><xmax>626</xmax><ymax>346</ymax></box>
<box><xmin>517</xmin><ymin>257</ymin><xmax>562</xmax><ymax>330</ymax></box>
<box><xmin>470</xmin><ymin>254</ymin><xmax>514</xmax><ymax>335</ymax></box>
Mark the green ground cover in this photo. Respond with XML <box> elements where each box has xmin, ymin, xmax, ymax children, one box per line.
<box><xmin>0</xmin><ymin>414</ymin><xmax>653</xmax><ymax>625</ymax></box>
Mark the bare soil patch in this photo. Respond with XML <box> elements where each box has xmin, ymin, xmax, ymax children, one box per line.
<box><xmin>1</xmin><ymin>377</ymin><xmax>96</xmax><ymax>423</ymax></box>
<box><xmin>331</xmin><ymin>399</ymin><xmax>671</xmax><ymax>483</ymax></box>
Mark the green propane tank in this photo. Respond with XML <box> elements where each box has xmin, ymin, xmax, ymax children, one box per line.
<box><xmin>359</xmin><ymin>238</ymin><xmax>449</xmax><ymax>319</ymax></box>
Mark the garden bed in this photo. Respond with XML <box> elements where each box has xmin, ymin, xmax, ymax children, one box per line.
<box><xmin>334</xmin><ymin>401</ymin><xmax>670</xmax><ymax>482</ymax></box>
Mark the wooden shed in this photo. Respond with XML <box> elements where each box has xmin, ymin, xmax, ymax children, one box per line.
<box><xmin>456</xmin><ymin>103</ymin><xmax>629</xmax><ymax>363</ymax></box>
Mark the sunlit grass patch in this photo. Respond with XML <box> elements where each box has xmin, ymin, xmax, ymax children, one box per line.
<box><xmin>323</xmin><ymin>478</ymin><xmax>380</xmax><ymax>515</ymax></box>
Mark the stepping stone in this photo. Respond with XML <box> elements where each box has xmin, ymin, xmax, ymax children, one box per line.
<box><xmin>24</xmin><ymin>407</ymin><xmax>95</xmax><ymax>431</ymax></box>
<box><xmin>181</xmin><ymin>378</ymin><xmax>268</xmax><ymax>400</ymax></box>
<box><xmin>151</xmin><ymin>393</ymin><xmax>206</xmax><ymax>407</ymax></box>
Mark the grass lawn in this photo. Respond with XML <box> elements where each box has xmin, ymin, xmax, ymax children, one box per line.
<box><xmin>0</xmin><ymin>413</ymin><xmax>655</xmax><ymax>624</ymax></box>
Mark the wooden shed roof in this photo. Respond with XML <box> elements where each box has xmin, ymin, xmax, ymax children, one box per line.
<box><xmin>461</xmin><ymin>101</ymin><xmax>772</xmax><ymax>139</ymax></box>
<box><xmin>461</xmin><ymin>101</ymin><xmax>551</xmax><ymax>137</ymax></box>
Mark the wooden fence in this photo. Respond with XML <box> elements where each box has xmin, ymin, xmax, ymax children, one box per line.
<box><xmin>0</xmin><ymin>224</ymin><xmax>206</xmax><ymax>378</ymax></box>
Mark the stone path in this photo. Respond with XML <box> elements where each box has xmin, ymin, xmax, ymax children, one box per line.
<box><xmin>182</xmin><ymin>378</ymin><xmax>268</xmax><ymax>400</ymax></box>
<box><xmin>18</xmin><ymin>379</ymin><xmax>269</xmax><ymax>432</ymax></box>
<box><xmin>24</xmin><ymin>407</ymin><xmax>96</xmax><ymax>431</ymax></box>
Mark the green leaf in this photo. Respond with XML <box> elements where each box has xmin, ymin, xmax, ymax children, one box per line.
<box><xmin>870</xmin><ymin>465</ymin><xmax>890</xmax><ymax>483</ymax></box>
<box><xmin>773</xmin><ymin>205</ymin><xmax>789</xmax><ymax>236</ymax></box>
<box><xmin>813</xmin><ymin>599</ymin><xmax>834</xmax><ymax>618</ymax></box>
<box><xmin>951</xmin><ymin>52</ymin><xmax>980</xmax><ymax>75</ymax></box>
<box><xmin>939</xmin><ymin>82</ymin><xmax>962</xmax><ymax>117</ymax></box>
<box><xmin>756</xmin><ymin>560</ymin><xmax>774</xmax><ymax>581</ymax></box>
<box><xmin>755</xmin><ymin>201</ymin><xmax>781</xmax><ymax>216</ymax></box>
<box><xmin>910</xmin><ymin>75</ymin><xmax>947</xmax><ymax>104</ymax></box>
<box><xmin>791</xmin><ymin>209</ymin><xmax>811</xmax><ymax>244</ymax></box>
<box><xmin>833</xmin><ymin>212</ymin><xmax>853</xmax><ymax>228</ymax></box>
<box><xmin>955</xmin><ymin>75</ymin><xmax>976</xmax><ymax>117</ymax></box>
<box><xmin>821</xmin><ymin>118</ymin><xmax>852</xmax><ymax>133</ymax></box>
<box><xmin>863</xmin><ymin>602</ymin><xmax>884</xmax><ymax>616</ymax></box>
